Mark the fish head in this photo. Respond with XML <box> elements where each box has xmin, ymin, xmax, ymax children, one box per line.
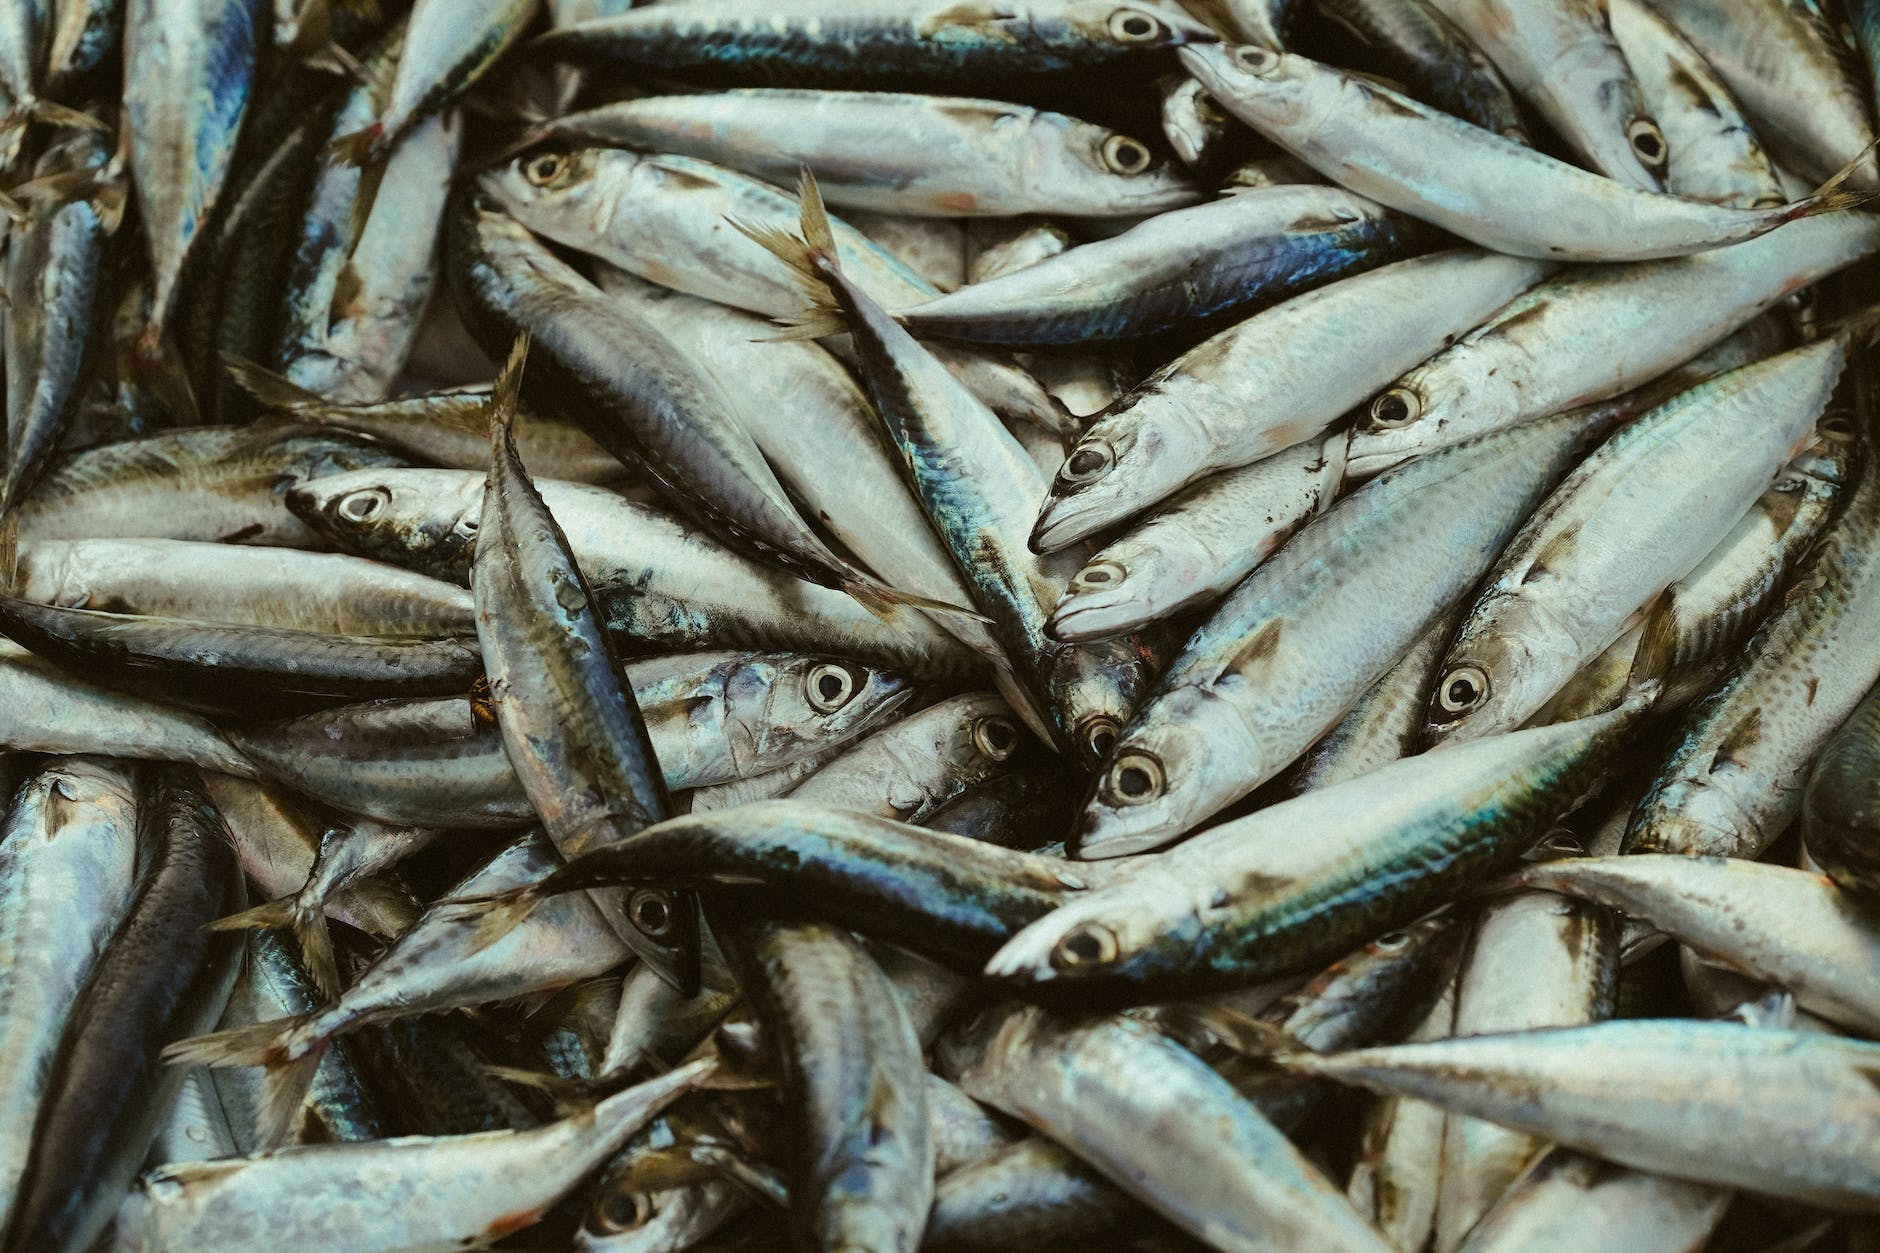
<box><xmin>1072</xmin><ymin>688</ymin><xmax>1252</xmax><ymax>857</ymax></box>
<box><xmin>1033</xmin><ymin>409</ymin><xmax>1199</xmax><ymax>552</ymax></box>
<box><xmin>981</xmin><ymin>863</ymin><xmax>1198</xmax><ymax>990</ymax></box>
<box><xmin>1177</xmin><ymin>44</ymin><xmax>1316</xmax><ymax>133</ymax></box>
<box><xmin>1051</xmin><ymin>116</ymin><xmax>1203</xmax><ymax>212</ymax></box>
<box><xmin>1345</xmin><ymin>350</ymin><xmax>1507</xmax><ymax>478</ymax></box>
<box><xmin>738</xmin><ymin>656</ymin><xmax>915</xmax><ymax>761</ymax></box>
<box><xmin>1047</xmin><ymin>636</ymin><xmax>1154</xmax><ymax>771</ymax></box>
<box><xmin>479</xmin><ymin>145</ymin><xmax>624</xmax><ymax>245</ymax></box>
<box><xmin>1161</xmin><ymin>76</ymin><xmax>1232</xmax><ymax>167</ymax></box>
<box><xmin>1423</xmin><ymin>626</ymin><xmax>1552</xmax><ymax>747</ymax></box>
<box><xmin>287</xmin><ymin>469</ymin><xmax>481</xmax><ymax>579</ymax></box>
<box><xmin>1049</xmin><ymin>532</ymin><xmax>1205</xmax><ymax>643</ymax></box>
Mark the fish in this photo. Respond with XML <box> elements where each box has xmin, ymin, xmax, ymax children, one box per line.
<box><xmin>935</xmin><ymin>1004</ymin><xmax>1395</xmax><ymax>1252</ymax></box>
<box><xmin>1805</xmin><ymin>680</ymin><xmax>1880</xmax><ymax>907</ymax></box>
<box><xmin>988</xmin><ymin>691</ymin><xmax>1643</xmax><ymax>997</ymax></box>
<box><xmin>1073</xmin><ymin>408</ymin><xmax>1601</xmax><ymax>857</ymax></box>
<box><xmin>530</xmin><ymin>1</ymin><xmax>1219</xmax><ymax>89</ymax></box>
<box><xmin>1279</xmin><ymin>1019</ymin><xmax>1880</xmax><ymax>1212</ymax></box>
<box><xmin>1032</xmin><ymin>249</ymin><xmax>1546</xmax><ymax>549</ymax></box>
<box><xmin>541</xmin><ymin>89</ymin><xmax>1201</xmax><ymax>218</ymax></box>
<box><xmin>116</xmin><ymin>1060</ymin><xmax>714</xmax><ymax>1252</ymax></box>
<box><xmin>4</xmin><ymin>767</ymin><xmax>243</xmax><ymax>1253</ymax></box>
<box><xmin>1183</xmin><ymin>43</ymin><xmax>1857</xmax><ymax>261</ymax></box>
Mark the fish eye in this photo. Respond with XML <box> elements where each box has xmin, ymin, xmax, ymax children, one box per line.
<box><xmin>1435</xmin><ymin>664</ymin><xmax>1490</xmax><ymax>717</ymax></box>
<box><xmin>593</xmin><ymin>1185</ymin><xmax>653</xmax><ymax>1232</ymax></box>
<box><xmin>1059</xmin><ymin>440</ymin><xmax>1114</xmax><ymax>484</ymax></box>
<box><xmin>1072</xmin><ymin>560</ymin><xmax>1126</xmax><ymax>592</ymax></box>
<box><xmin>1626</xmin><ymin>118</ymin><xmax>1667</xmax><ymax>168</ymax></box>
<box><xmin>628</xmin><ymin>888</ymin><xmax>678</xmax><ymax>941</ymax></box>
<box><xmin>335</xmin><ymin>487</ymin><xmax>390</xmax><ymax>523</ymax></box>
<box><xmin>973</xmin><ymin>716</ymin><xmax>1020</xmax><ymax>760</ymax></box>
<box><xmin>1052</xmin><ymin>922</ymin><xmax>1119</xmax><ymax>969</ymax></box>
<box><xmin>1368</xmin><ymin>388</ymin><xmax>1421</xmax><ymax>429</ymax></box>
<box><xmin>1820</xmin><ymin>414</ymin><xmax>1858</xmax><ymax>440</ymax></box>
<box><xmin>1100</xmin><ymin>134</ymin><xmax>1154</xmax><ymax>175</ymax></box>
<box><xmin>1081</xmin><ymin>716</ymin><xmax>1121</xmax><ymax>761</ymax></box>
<box><xmin>1105</xmin><ymin>751</ymin><xmax>1164</xmax><ymax>804</ymax></box>
<box><xmin>523</xmin><ymin>152</ymin><xmax>569</xmax><ymax>187</ymax></box>
<box><xmin>1751</xmin><ymin>196</ymin><xmax>1785</xmax><ymax>210</ymax></box>
<box><xmin>1374</xmin><ymin>930</ymin><xmax>1411</xmax><ymax>952</ymax></box>
<box><xmin>805</xmin><ymin>662</ymin><xmax>859</xmax><ymax>713</ymax></box>
<box><xmin>1233</xmin><ymin>44</ymin><xmax>1281</xmax><ymax>74</ymax></box>
<box><xmin>1108</xmin><ymin>8</ymin><xmax>1164</xmax><ymax>41</ymax></box>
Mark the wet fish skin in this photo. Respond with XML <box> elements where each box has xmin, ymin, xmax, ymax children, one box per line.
<box><xmin>896</xmin><ymin>182</ymin><xmax>1436</xmax><ymax>347</ymax></box>
<box><xmin>0</xmin><ymin>759</ymin><xmax>141</xmax><ymax>1238</ymax></box>
<box><xmin>1183</xmin><ymin>43</ymin><xmax>1848</xmax><ymax>262</ymax></box>
<box><xmin>289</xmin><ymin>469</ymin><xmax>977</xmax><ymax>681</ymax></box>
<box><xmin>1456</xmin><ymin>1148</ymin><xmax>1729</xmax><ymax>1253</ymax></box>
<box><xmin>926</xmin><ymin>1136</ymin><xmax>1148</xmax><ymax>1251</ymax></box>
<box><xmin>1609</xmin><ymin>0</ymin><xmax>1784</xmax><ymax>209</ymax></box>
<box><xmin>1510</xmin><ymin>854</ymin><xmax>1880</xmax><ymax>1037</ymax></box>
<box><xmin>990</xmin><ymin>694</ymin><xmax>1640</xmax><ymax>998</ymax></box>
<box><xmin>714</xmin><ymin>909</ymin><xmax>932</xmax><ymax>1253</ymax></box>
<box><xmin>530</xmin><ymin>1</ymin><xmax>1220</xmax><ymax>89</ymax></box>
<box><xmin>480</xmin><ymin>800</ymin><xmax>1120</xmax><ymax>972</ymax></box>
<box><xmin>937</xmin><ymin>1004</ymin><xmax>1394</xmax><ymax>1253</ymax></box>
<box><xmin>788</xmin><ymin>693</ymin><xmax>1030</xmax><ymax>825</ymax></box>
<box><xmin>5</xmin><ymin>766</ymin><xmax>243</xmax><ymax>1253</ymax></box>
<box><xmin>115</xmin><ymin>1059</ymin><xmax>713</xmax><ymax>1253</ymax></box>
<box><xmin>543</xmin><ymin>89</ymin><xmax>1201</xmax><ymax>218</ymax></box>
<box><xmin>1073</xmin><ymin>408</ymin><xmax>1601</xmax><ymax>858</ymax></box>
<box><xmin>0</xmin><ymin>595</ymin><xmax>483</xmax><ymax>716</ymax></box>
<box><xmin>1032</xmin><ymin>248</ymin><xmax>1548</xmax><ymax>551</ymax></box>
<box><xmin>3</xmin><ymin>128</ymin><xmax>112</xmax><ymax>517</ymax></box>
<box><xmin>1806</xmin><ymin>681</ymin><xmax>1880</xmax><ymax>907</ymax></box>
<box><xmin>1626</xmin><ymin>452</ymin><xmax>1880</xmax><ymax>858</ymax></box>
<box><xmin>1282</xmin><ymin>1019</ymin><xmax>1880</xmax><ymax>1212</ymax></box>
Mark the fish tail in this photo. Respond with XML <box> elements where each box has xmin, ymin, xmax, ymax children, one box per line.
<box><xmin>128</xmin><ymin>324</ymin><xmax>202</xmax><ymax>426</ymax></box>
<box><xmin>293</xmin><ymin>899</ymin><xmax>344</xmax><ymax>1002</ymax></box>
<box><xmin>487</xmin><ymin>335</ymin><xmax>530</xmax><ymax>452</ymax></box>
<box><xmin>256</xmin><ymin>1042</ymin><xmax>327</xmax><ymax>1149</ymax></box>
<box><xmin>1623</xmin><ymin>592</ymin><xmax>1676</xmax><ymax>708</ymax></box>
<box><xmin>1793</xmin><ymin>140</ymin><xmax>1880</xmax><ymax>216</ymax></box>
<box><xmin>162</xmin><ymin>1015</ymin><xmax>306</xmax><ymax>1069</ymax></box>
<box><xmin>205</xmin><ymin>896</ymin><xmax>298</xmax><ymax>933</ymax></box>
<box><xmin>221</xmin><ymin>353</ymin><xmax>323</xmax><ymax>409</ymax></box>
<box><xmin>326</xmin><ymin>121</ymin><xmax>388</xmax><ymax>169</ymax></box>
<box><xmin>481</xmin><ymin>1065</ymin><xmax>599</xmax><ymax>1116</ymax></box>
<box><xmin>451</xmin><ymin>885</ymin><xmax>546</xmax><ymax>953</ymax></box>
<box><xmin>28</xmin><ymin>99</ymin><xmax>109</xmax><ymax>134</ymax></box>
<box><xmin>729</xmin><ymin>169</ymin><xmax>847</xmax><ymax>339</ymax></box>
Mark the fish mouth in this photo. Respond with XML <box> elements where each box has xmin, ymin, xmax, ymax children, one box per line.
<box><xmin>1069</xmin><ymin>801</ymin><xmax>1185</xmax><ymax>860</ymax></box>
<box><xmin>1030</xmin><ymin>494</ymin><xmax>1118</xmax><ymax>554</ymax></box>
<box><xmin>1047</xmin><ymin>583</ymin><xmax>1147</xmax><ymax>643</ymax></box>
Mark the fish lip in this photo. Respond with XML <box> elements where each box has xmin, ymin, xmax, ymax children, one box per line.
<box><xmin>1030</xmin><ymin>497</ymin><xmax>1108</xmax><ymax>554</ymax></box>
<box><xmin>1047</xmin><ymin>588</ymin><xmax>1144</xmax><ymax>644</ymax></box>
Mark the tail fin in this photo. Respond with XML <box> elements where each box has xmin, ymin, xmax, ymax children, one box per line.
<box><xmin>988</xmin><ymin>662</ymin><xmax>1060</xmax><ymax>754</ymax></box>
<box><xmin>451</xmin><ymin>884</ymin><xmax>548</xmax><ymax>954</ymax></box>
<box><xmin>1792</xmin><ymin>139</ymin><xmax>1880</xmax><ymax>219</ymax></box>
<box><xmin>327</xmin><ymin>122</ymin><xmax>389</xmax><ymax>169</ymax></box>
<box><xmin>486</xmin><ymin>334</ymin><xmax>530</xmax><ymax>452</ymax></box>
<box><xmin>208</xmin><ymin>895</ymin><xmax>342</xmax><ymax>1001</ymax></box>
<box><xmin>163</xmin><ymin>1015</ymin><xmax>329</xmax><ymax>1150</ymax></box>
<box><xmin>29</xmin><ymin>99</ymin><xmax>110</xmax><ymax>134</ymax></box>
<box><xmin>223</xmin><ymin>354</ymin><xmax>326</xmax><ymax>410</ymax></box>
<box><xmin>729</xmin><ymin>170</ymin><xmax>847</xmax><ymax>340</ymax></box>
<box><xmin>1624</xmin><ymin>592</ymin><xmax>1677</xmax><ymax>707</ymax></box>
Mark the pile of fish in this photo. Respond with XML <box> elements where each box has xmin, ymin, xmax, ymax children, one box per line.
<box><xmin>4</xmin><ymin>0</ymin><xmax>1880</xmax><ymax>1248</ymax></box>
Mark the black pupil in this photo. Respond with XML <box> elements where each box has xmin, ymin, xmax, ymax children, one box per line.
<box><xmin>1089</xmin><ymin>727</ymin><xmax>1117</xmax><ymax>757</ymax></box>
<box><xmin>635</xmin><ymin>897</ymin><xmax>669</xmax><ymax>934</ymax></box>
<box><xmin>1122</xmin><ymin>15</ymin><xmax>1152</xmax><ymax>35</ymax></box>
<box><xmin>1633</xmin><ymin>129</ymin><xmax>1663</xmax><ymax>159</ymax></box>
<box><xmin>1066</xmin><ymin>930</ymin><xmax>1104</xmax><ymax>961</ymax></box>
<box><xmin>984</xmin><ymin>721</ymin><xmax>1016</xmax><ymax>753</ymax></box>
<box><xmin>1067</xmin><ymin>448</ymin><xmax>1106</xmax><ymax>477</ymax></box>
<box><xmin>533</xmin><ymin>158</ymin><xmax>557</xmax><ymax>180</ymax></box>
<box><xmin>1447</xmin><ymin>678</ymin><xmax>1475</xmax><ymax>706</ymax></box>
<box><xmin>817</xmin><ymin>673</ymin><xmax>846</xmax><ymax>702</ymax></box>
<box><xmin>1118</xmin><ymin>765</ymin><xmax>1152</xmax><ymax>796</ymax></box>
<box><xmin>1375</xmin><ymin>395</ymin><xmax>1410</xmax><ymax>424</ymax></box>
<box><xmin>1379</xmin><ymin>932</ymin><xmax>1407</xmax><ymax>948</ymax></box>
<box><xmin>600</xmin><ymin>1193</ymin><xmax>641</xmax><ymax>1228</ymax></box>
<box><xmin>1084</xmin><ymin>568</ymin><xmax>1112</xmax><ymax>584</ymax></box>
<box><xmin>1117</xmin><ymin>143</ymin><xmax>1143</xmax><ymax>168</ymax></box>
